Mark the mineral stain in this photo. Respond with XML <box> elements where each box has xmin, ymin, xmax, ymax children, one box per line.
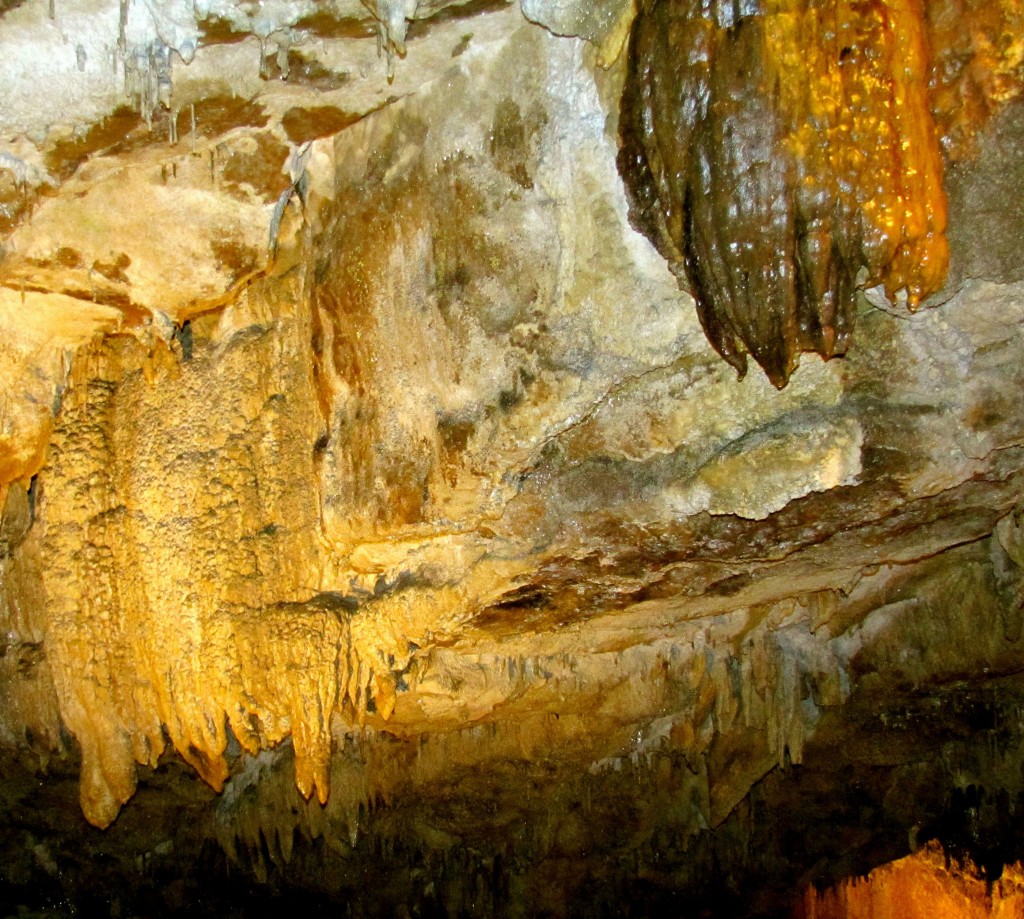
<box><xmin>618</xmin><ymin>0</ymin><xmax>950</xmax><ymax>388</ymax></box>
<box><xmin>282</xmin><ymin>106</ymin><xmax>363</xmax><ymax>144</ymax></box>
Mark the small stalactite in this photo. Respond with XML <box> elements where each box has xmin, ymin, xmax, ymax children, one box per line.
<box><xmin>362</xmin><ymin>0</ymin><xmax>417</xmax><ymax>82</ymax></box>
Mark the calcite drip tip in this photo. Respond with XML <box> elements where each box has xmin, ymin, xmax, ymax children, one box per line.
<box><xmin>618</xmin><ymin>0</ymin><xmax>949</xmax><ymax>388</ymax></box>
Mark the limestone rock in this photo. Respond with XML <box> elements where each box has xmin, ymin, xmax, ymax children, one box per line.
<box><xmin>0</xmin><ymin>0</ymin><xmax>1023</xmax><ymax>913</ymax></box>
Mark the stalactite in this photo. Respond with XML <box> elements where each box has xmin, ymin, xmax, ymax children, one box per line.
<box><xmin>32</xmin><ymin>304</ymin><xmax>364</xmax><ymax>827</ymax></box>
<box><xmin>362</xmin><ymin>0</ymin><xmax>417</xmax><ymax>82</ymax></box>
<box><xmin>49</xmin><ymin>587</ymin><xmax>360</xmax><ymax>827</ymax></box>
<box><xmin>619</xmin><ymin>0</ymin><xmax>949</xmax><ymax>387</ymax></box>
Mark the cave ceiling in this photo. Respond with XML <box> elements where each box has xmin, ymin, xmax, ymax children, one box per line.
<box><xmin>2</xmin><ymin>0</ymin><xmax>1024</xmax><ymax>914</ymax></box>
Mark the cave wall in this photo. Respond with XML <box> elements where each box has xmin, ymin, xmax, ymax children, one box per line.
<box><xmin>1</xmin><ymin>0</ymin><xmax>1024</xmax><ymax>914</ymax></box>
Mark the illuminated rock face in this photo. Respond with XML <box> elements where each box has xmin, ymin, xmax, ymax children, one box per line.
<box><xmin>799</xmin><ymin>842</ymin><xmax>1024</xmax><ymax>919</ymax></box>
<box><xmin>0</xmin><ymin>0</ymin><xmax>1023</xmax><ymax>913</ymax></box>
<box><xmin>36</xmin><ymin>309</ymin><xmax>336</xmax><ymax>826</ymax></box>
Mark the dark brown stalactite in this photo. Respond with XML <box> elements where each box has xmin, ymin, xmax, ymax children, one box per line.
<box><xmin>618</xmin><ymin>0</ymin><xmax>950</xmax><ymax>388</ymax></box>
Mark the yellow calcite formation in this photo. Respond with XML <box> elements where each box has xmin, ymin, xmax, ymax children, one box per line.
<box><xmin>27</xmin><ymin>280</ymin><xmax>363</xmax><ymax>828</ymax></box>
<box><xmin>927</xmin><ymin>0</ymin><xmax>1024</xmax><ymax>158</ymax></box>
<box><xmin>0</xmin><ymin>291</ymin><xmax>122</xmax><ymax>504</ymax></box>
<box><xmin>619</xmin><ymin>0</ymin><xmax>949</xmax><ymax>386</ymax></box>
<box><xmin>762</xmin><ymin>0</ymin><xmax>949</xmax><ymax>303</ymax></box>
<box><xmin>227</xmin><ymin>599</ymin><xmax>350</xmax><ymax>804</ymax></box>
<box><xmin>799</xmin><ymin>841</ymin><xmax>1024</xmax><ymax>919</ymax></box>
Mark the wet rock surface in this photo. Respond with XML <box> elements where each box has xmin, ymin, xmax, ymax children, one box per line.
<box><xmin>617</xmin><ymin>0</ymin><xmax>1023</xmax><ymax>388</ymax></box>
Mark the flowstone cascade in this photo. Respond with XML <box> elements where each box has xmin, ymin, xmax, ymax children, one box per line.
<box><xmin>618</xmin><ymin>0</ymin><xmax>949</xmax><ymax>387</ymax></box>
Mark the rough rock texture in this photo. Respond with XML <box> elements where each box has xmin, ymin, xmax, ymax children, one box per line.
<box><xmin>1</xmin><ymin>0</ymin><xmax>1024</xmax><ymax>915</ymax></box>
<box><xmin>798</xmin><ymin>842</ymin><xmax>1024</xmax><ymax>918</ymax></box>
